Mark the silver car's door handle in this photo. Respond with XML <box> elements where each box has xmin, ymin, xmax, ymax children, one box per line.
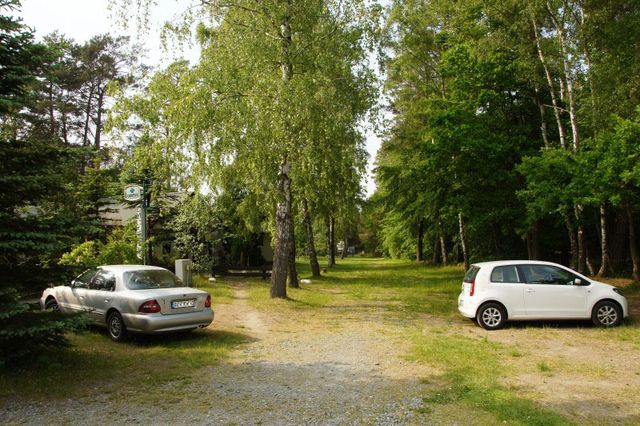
<box><xmin>526</xmin><ymin>288</ymin><xmax>535</xmax><ymax>293</ymax></box>
<box><xmin>104</xmin><ymin>298</ymin><xmax>111</xmax><ymax>303</ymax></box>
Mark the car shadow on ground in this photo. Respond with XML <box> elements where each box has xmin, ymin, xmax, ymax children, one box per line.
<box><xmin>502</xmin><ymin>317</ymin><xmax>636</xmax><ymax>330</ymax></box>
<box><xmin>87</xmin><ymin>325</ymin><xmax>257</xmax><ymax>347</ymax></box>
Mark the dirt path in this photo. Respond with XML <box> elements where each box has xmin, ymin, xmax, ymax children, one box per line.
<box><xmin>178</xmin><ymin>286</ymin><xmax>436</xmax><ymax>425</ymax></box>
<box><xmin>3</xmin><ymin>284</ymin><xmax>438</xmax><ymax>425</ymax></box>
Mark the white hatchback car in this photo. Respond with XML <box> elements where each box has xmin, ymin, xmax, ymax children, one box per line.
<box><xmin>458</xmin><ymin>260</ymin><xmax>629</xmax><ymax>330</ymax></box>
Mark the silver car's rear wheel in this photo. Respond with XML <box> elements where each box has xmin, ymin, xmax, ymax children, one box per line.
<box><xmin>107</xmin><ymin>311</ymin><xmax>127</xmax><ymax>342</ymax></box>
<box><xmin>477</xmin><ymin>303</ymin><xmax>507</xmax><ymax>330</ymax></box>
<box><xmin>592</xmin><ymin>301</ymin><xmax>622</xmax><ymax>327</ymax></box>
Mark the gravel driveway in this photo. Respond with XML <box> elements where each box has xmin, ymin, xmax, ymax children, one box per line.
<box><xmin>2</xmin><ymin>285</ymin><xmax>436</xmax><ymax>425</ymax></box>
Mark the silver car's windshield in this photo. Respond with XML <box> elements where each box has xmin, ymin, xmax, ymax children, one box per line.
<box><xmin>123</xmin><ymin>270</ymin><xmax>183</xmax><ymax>290</ymax></box>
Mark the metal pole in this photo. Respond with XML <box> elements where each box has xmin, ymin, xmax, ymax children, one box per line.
<box><xmin>140</xmin><ymin>180</ymin><xmax>148</xmax><ymax>265</ymax></box>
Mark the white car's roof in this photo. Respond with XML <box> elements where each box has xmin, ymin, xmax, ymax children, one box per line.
<box><xmin>99</xmin><ymin>265</ymin><xmax>169</xmax><ymax>273</ymax></box>
<box><xmin>472</xmin><ymin>260</ymin><xmax>568</xmax><ymax>268</ymax></box>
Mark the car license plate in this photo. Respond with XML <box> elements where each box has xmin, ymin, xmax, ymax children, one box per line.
<box><xmin>171</xmin><ymin>299</ymin><xmax>195</xmax><ymax>309</ymax></box>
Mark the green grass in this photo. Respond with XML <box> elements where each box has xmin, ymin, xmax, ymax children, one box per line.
<box><xmin>193</xmin><ymin>274</ymin><xmax>235</xmax><ymax>304</ymax></box>
<box><xmin>411</xmin><ymin>332</ymin><xmax>571</xmax><ymax>425</ymax></box>
<box><xmin>244</xmin><ymin>257</ymin><xmax>463</xmax><ymax>317</ymax></box>
<box><xmin>0</xmin><ymin>327</ymin><xmax>248</xmax><ymax>400</ymax></box>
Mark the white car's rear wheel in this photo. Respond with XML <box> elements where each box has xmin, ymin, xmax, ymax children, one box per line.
<box><xmin>477</xmin><ymin>303</ymin><xmax>507</xmax><ymax>330</ymax></box>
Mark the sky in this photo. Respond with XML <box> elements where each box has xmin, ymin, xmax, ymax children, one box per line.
<box><xmin>17</xmin><ymin>0</ymin><xmax>382</xmax><ymax>195</ymax></box>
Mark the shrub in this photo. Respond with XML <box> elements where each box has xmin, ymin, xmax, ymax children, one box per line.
<box><xmin>59</xmin><ymin>225</ymin><xmax>139</xmax><ymax>269</ymax></box>
<box><xmin>0</xmin><ymin>288</ymin><xmax>86</xmax><ymax>368</ymax></box>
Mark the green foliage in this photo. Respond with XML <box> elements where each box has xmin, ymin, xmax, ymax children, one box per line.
<box><xmin>379</xmin><ymin>211</ymin><xmax>416</xmax><ymax>258</ymax></box>
<box><xmin>171</xmin><ymin>184</ymin><xmax>268</xmax><ymax>272</ymax></box>
<box><xmin>0</xmin><ymin>0</ymin><xmax>47</xmax><ymax>113</ymax></box>
<box><xmin>373</xmin><ymin>0</ymin><xmax>640</xmax><ymax>272</ymax></box>
<box><xmin>0</xmin><ymin>287</ymin><xmax>87</xmax><ymax>369</ymax></box>
<box><xmin>110</xmin><ymin>1</ymin><xmax>378</xmax><ymax>287</ymax></box>
<box><xmin>518</xmin><ymin>148</ymin><xmax>577</xmax><ymax>223</ymax></box>
<box><xmin>59</xmin><ymin>225</ymin><xmax>139</xmax><ymax>269</ymax></box>
<box><xmin>0</xmin><ymin>1</ymin><xmax>143</xmax><ymax>368</ymax></box>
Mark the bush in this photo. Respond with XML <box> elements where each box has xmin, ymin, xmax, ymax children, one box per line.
<box><xmin>0</xmin><ymin>288</ymin><xmax>86</xmax><ymax>368</ymax></box>
<box><xmin>59</xmin><ymin>225</ymin><xmax>139</xmax><ymax>269</ymax></box>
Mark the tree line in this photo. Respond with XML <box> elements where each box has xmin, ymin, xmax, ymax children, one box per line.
<box><xmin>0</xmin><ymin>0</ymin><xmax>139</xmax><ymax>365</ymax></box>
<box><xmin>373</xmin><ymin>0</ymin><xmax>640</xmax><ymax>280</ymax></box>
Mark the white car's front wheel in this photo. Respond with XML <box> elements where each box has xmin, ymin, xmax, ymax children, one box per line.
<box><xmin>592</xmin><ymin>301</ymin><xmax>622</xmax><ymax>327</ymax></box>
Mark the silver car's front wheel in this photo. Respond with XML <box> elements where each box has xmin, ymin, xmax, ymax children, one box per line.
<box><xmin>592</xmin><ymin>301</ymin><xmax>622</xmax><ymax>327</ymax></box>
<box><xmin>107</xmin><ymin>311</ymin><xmax>128</xmax><ymax>342</ymax></box>
<box><xmin>45</xmin><ymin>298</ymin><xmax>59</xmax><ymax>312</ymax></box>
<box><xmin>477</xmin><ymin>303</ymin><xmax>507</xmax><ymax>330</ymax></box>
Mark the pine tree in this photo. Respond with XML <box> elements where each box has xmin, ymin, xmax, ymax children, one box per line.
<box><xmin>0</xmin><ymin>0</ymin><xmax>84</xmax><ymax>368</ymax></box>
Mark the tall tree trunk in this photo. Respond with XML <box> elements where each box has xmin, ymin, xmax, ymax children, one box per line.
<box><xmin>597</xmin><ymin>204</ymin><xmax>613</xmax><ymax>276</ymax></box>
<box><xmin>341</xmin><ymin>230</ymin><xmax>348</xmax><ymax>260</ymax></box>
<box><xmin>82</xmin><ymin>84</ymin><xmax>95</xmax><ymax>147</ymax></box>
<box><xmin>288</xmin><ymin>222</ymin><xmax>299</xmax><ymax>288</ymax></box>
<box><xmin>287</xmin><ymin>187</ymin><xmax>298</xmax><ymax>288</ymax></box>
<box><xmin>438</xmin><ymin>221</ymin><xmax>448</xmax><ymax>266</ymax></box>
<box><xmin>416</xmin><ymin>219</ymin><xmax>424</xmax><ymax>262</ymax></box>
<box><xmin>432</xmin><ymin>237</ymin><xmax>440</xmax><ymax>265</ymax></box>
<box><xmin>531</xmin><ymin>16</ymin><xmax>567</xmax><ymax>149</ymax></box>
<box><xmin>527</xmin><ymin>221</ymin><xmax>541</xmax><ymax>260</ymax></box>
<box><xmin>626</xmin><ymin>204</ymin><xmax>640</xmax><ymax>282</ymax></box>
<box><xmin>440</xmin><ymin>234</ymin><xmax>448</xmax><ymax>266</ymax></box>
<box><xmin>326</xmin><ymin>216</ymin><xmax>335</xmax><ymax>268</ymax></box>
<box><xmin>533</xmin><ymin>82</ymin><xmax>550</xmax><ymax>148</ymax></box>
<box><xmin>302</xmin><ymin>198</ymin><xmax>320</xmax><ymax>277</ymax></box>
<box><xmin>271</xmin><ymin>158</ymin><xmax>292</xmax><ymax>299</ymax></box>
<box><xmin>61</xmin><ymin>109</ymin><xmax>69</xmax><ymax>144</ymax></box>
<box><xmin>94</xmin><ymin>89</ymin><xmax>105</xmax><ymax>150</ymax></box>
<box><xmin>458</xmin><ymin>212</ymin><xmax>469</xmax><ymax>271</ymax></box>
<box><xmin>546</xmin><ymin>2</ymin><xmax>580</xmax><ymax>151</ymax></box>
<box><xmin>562</xmin><ymin>208</ymin><xmax>578</xmax><ymax>270</ymax></box>
<box><xmin>575</xmin><ymin>205</ymin><xmax>586</xmax><ymax>274</ymax></box>
<box><xmin>330</xmin><ymin>216</ymin><xmax>336</xmax><ymax>266</ymax></box>
<box><xmin>271</xmin><ymin>0</ymin><xmax>293</xmax><ymax>298</ymax></box>
<box><xmin>48</xmin><ymin>82</ymin><xmax>56</xmax><ymax>137</ymax></box>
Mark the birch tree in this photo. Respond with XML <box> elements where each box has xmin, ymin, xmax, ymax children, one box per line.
<box><xmin>112</xmin><ymin>0</ymin><xmax>377</xmax><ymax>298</ymax></box>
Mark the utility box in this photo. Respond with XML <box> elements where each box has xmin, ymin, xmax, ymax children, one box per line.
<box><xmin>175</xmin><ymin>259</ymin><xmax>193</xmax><ymax>287</ymax></box>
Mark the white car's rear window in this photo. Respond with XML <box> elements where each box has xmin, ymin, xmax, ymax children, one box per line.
<box><xmin>490</xmin><ymin>265</ymin><xmax>520</xmax><ymax>283</ymax></box>
<box><xmin>124</xmin><ymin>270</ymin><xmax>183</xmax><ymax>290</ymax></box>
<box><xmin>463</xmin><ymin>266</ymin><xmax>480</xmax><ymax>282</ymax></box>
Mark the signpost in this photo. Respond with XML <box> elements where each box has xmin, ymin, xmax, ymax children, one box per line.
<box><xmin>124</xmin><ymin>184</ymin><xmax>148</xmax><ymax>264</ymax></box>
<box><xmin>124</xmin><ymin>184</ymin><xmax>143</xmax><ymax>202</ymax></box>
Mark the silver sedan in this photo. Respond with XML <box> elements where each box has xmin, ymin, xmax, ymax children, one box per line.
<box><xmin>41</xmin><ymin>265</ymin><xmax>214</xmax><ymax>341</ymax></box>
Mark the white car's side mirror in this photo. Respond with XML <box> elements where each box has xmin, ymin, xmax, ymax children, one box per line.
<box><xmin>574</xmin><ymin>278</ymin><xmax>583</xmax><ymax>286</ymax></box>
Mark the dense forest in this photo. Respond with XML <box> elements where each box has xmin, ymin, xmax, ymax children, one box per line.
<box><xmin>372</xmin><ymin>0</ymin><xmax>640</xmax><ymax>281</ymax></box>
<box><xmin>1</xmin><ymin>0</ymin><xmax>639</xmax><ymax>364</ymax></box>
